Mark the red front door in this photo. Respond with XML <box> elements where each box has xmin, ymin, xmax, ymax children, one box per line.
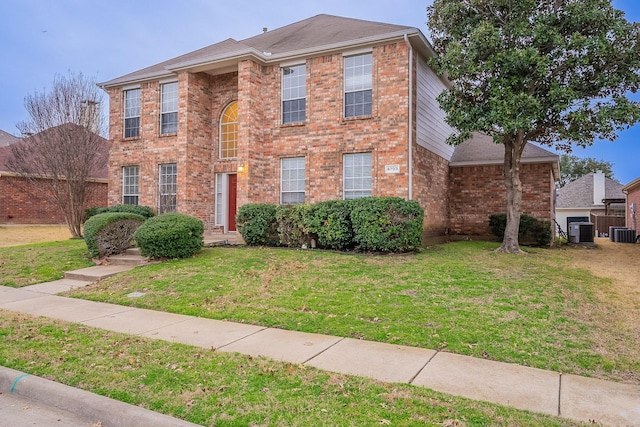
<box><xmin>228</xmin><ymin>174</ymin><xmax>237</xmax><ymax>232</ymax></box>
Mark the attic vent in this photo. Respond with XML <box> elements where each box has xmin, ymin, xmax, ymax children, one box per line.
<box><xmin>263</xmin><ymin>27</ymin><xmax>268</xmax><ymax>33</ymax></box>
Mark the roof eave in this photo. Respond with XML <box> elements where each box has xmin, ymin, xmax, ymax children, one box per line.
<box><xmin>622</xmin><ymin>176</ymin><xmax>640</xmax><ymax>193</ymax></box>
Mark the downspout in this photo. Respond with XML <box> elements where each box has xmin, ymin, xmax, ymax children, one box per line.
<box><xmin>404</xmin><ymin>34</ymin><xmax>414</xmax><ymax>200</ymax></box>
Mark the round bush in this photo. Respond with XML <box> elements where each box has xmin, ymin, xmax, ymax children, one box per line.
<box><xmin>84</xmin><ymin>212</ymin><xmax>145</xmax><ymax>258</ymax></box>
<box><xmin>307</xmin><ymin>200</ymin><xmax>354</xmax><ymax>250</ymax></box>
<box><xmin>86</xmin><ymin>204</ymin><xmax>156</xmax><ymax>220</ymax></box>
<box><xmin>134</xmin><ymin>213</ymin><xmax>204</xmax><ymax>259</ymax></box>
<box><xmin>236</xmin><ymin>203</ymin><xmax>278</xmax><ymax>246</ymax></box>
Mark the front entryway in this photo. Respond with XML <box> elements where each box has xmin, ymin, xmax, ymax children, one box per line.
<box><xmin>215</xmin><ymin>173</ymin><xmax>238</xmax><ymax>233</ymax></box>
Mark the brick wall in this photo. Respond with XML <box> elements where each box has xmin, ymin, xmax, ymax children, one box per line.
<box><xmin>449</xmin><ymin>162</ymin><xmax>555</xmax><ymax>236</ymax></box>
<box><xmin>626</xmin><ymin>184</ymin><xmax>640</xmax><ymax>232</ymax></box>
<box><xmin>412</xmin><ymin>144</ymin><xmax>450</xmax><ymax>237</ymax></box>
<box><xmin>107</xmin><ymin>42</ymin><xmax>416</xmax><ymax>231</ymax></box>
<box><xmin>0</xmin><ymin>175</ymin><xmax>107</xmax><ymax>224</ymax></box>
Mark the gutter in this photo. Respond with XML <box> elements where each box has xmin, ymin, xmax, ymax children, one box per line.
<box><xmin>404</xmin><ymin>34</ymin><xmax>413</xmax><ymax>200</ymax></box>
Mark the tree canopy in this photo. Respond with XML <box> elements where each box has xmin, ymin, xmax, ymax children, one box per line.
<box><xmin>558</xmin><ymin>154</ymin><xmax>615</xmax><ymax>187</ymax></box>
<box><xmin>427</xmin><ymin>0</ymin><xmax>640</xmax><ymax>252</ymax></box>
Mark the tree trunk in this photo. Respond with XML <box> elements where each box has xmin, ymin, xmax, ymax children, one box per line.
<box><xmin>497</xmin><ymin>135</ymin><xmax>527</xmax><ymax>254</ymax></box>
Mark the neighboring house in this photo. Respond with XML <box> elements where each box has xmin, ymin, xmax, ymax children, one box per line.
<box><xmin>100</xmin><ymin>14</ymin><xmax>558</xmax><ymax>240</ymax></box>
<box><xmin>622</xmin><ymin>177</ymin><xmax>640</xmax><ymax>233</ymax></box>
<box><xmin>0</xmin><ymin>126</ymin><xmax>109</xmax><ymax>224</ymax></box>
<box><xmin>555</xmin><ymin>171</ymin><xmax>625</xmax><ymax>236</ymax></box>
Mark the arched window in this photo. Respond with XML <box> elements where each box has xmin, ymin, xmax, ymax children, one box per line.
<box><xmin>220</xmin><ymin>102</ymin><xmax>238</xmax><ymax>158</ymax></box>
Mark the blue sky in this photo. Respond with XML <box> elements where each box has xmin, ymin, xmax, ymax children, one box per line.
<box><xmin>1</xmin><ymin>0</ymin><xmax>638</xmax><ymax>184</ymax></box>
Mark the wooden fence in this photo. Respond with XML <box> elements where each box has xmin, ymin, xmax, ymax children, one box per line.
<box><xmin>590</xmin><ymin>213</ymin><xmax>626</xmax><ymax>237</ymax></box>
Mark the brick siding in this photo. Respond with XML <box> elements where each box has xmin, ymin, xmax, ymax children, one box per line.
<box><xmin>0</xmin><ymin>175</ymin><xmax>107</xmax><ymax>224</ymax></box>
<box><xmin>449</xmin><ymin>163</ymin><xmax>555</xmax><ymax>236</ymax></box>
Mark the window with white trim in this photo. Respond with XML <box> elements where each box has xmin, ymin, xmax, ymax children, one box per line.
<box><xmin>122</xmin><ymin>166</ymin><xmax>139</xmax><ymax>205</ymax></box>
<box><xmin>158</xmin><ymin>163</ymin><xmax>177</xmax><ymax>213</ymax></box>
<box><xmin>282</xmin><ymin>64</ymin><xmax>306</xmax><ymax>124</ymax></box>
<box><xmin>344</xmin><ymin>53</ymin><xmax>372</xmax><ymax>118</ymax></box>
<box><xmin>343</xmin><ymin>152</ymin><xmax>372</xmax><ymax>199</ymax></box>
<box><xmin>124</xmin><ymin>89</ymin><xmax>140</xmax><ymax>138</ymax></box>
<box><xmin>281</xmin><ymin>157</ymin><xmax>305</xmax><ymax>204</ymax></box>
<box><xmin>160</xmin><ymin>82</ymin><xmax>178</xmax><ymax>134</ymax></box>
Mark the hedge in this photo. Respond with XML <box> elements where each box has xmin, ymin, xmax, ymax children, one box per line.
<box><xmin>489</xmin><ymin>214</ymin><xmax>552</xmax><ymax>246</ymax></box>
<box><xmin>236</xmin><ymin>204</ymin><xmax>279</xmax><ymax>246</ymax></box>
<box><xmin>350</xmin><ymin>197</ymin><xmax>423</xmax><ymax>252</ymax></box>
<box><xmin>237</xmin><ymin>197</ymin><xmax>423</xmax><ymax>253</ymax></box>
<box><xmin>134</xmin><ymin>213</ymin><xmax>204</xmax><ymax>259</ymax></box>
<box><xmin>84</xmin><ymin>212</ymin><xmax>145</xmax><ymax>258</ymax></box>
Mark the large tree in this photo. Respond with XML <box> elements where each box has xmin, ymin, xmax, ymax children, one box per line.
<box><xmin>7</xmin><ymin>72</ymin><xmax>107</xmax><ymax>238</ymax></box>
<box><xmin>558</xmin><ymin>154</ymin><xmax>614</xmax><ymax>187</ymax></box>
<box><xmin>427</xmin><ymin>0</ymin><xmax>640</xmax><ymax>253</ymax></box>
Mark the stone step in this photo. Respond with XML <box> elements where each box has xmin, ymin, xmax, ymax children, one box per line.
<box><xmin>107</xmin><ymin>254</ymin><xmax>148</xmax><ymax>266</ymax></box>
<box><xmin>64</xmin><ymin>265</ymin><xmax>133</xmax><ymax>282</ymax></box>
<box><xmin>204</xmin><ymin>232</ymin><xmax>245</xmax><ymax>246</ymax></box>
<box><xmin>125</xmin><ymin>247</ymin><xmax>141</xmax><ymax>256</ymax></box>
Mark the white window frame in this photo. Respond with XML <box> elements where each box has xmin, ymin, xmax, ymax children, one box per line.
<box><xmin>160</xmin><ymin>82</ymin><xmax>178</xmax><ymax>135</ymax></box>
<box><xmin>123</xmin><ymin>88</ymin><xmax>140</xmax><ymax>138</ymax></box>
<box><xmin>215</xmin><ymin>173</ymin><xmax>227</xmax><ymax>226</ymax></box>
<box><xmin>281</xmin><ymin>157</ymin><xmax>305</xmax><ymax>204</ymax></box>
<box><xmin>282</xmin><ymin>64</ymin><xmax>306</xmax><ymax>124</ymax></box>
<box><xmin>343</xmin><ymin>152</ymin><xmax>372</xmax><ymax>200</ymax></box>
<box><xmin>158</xmin><ymin>163</ymin><xmax>177</xmax><ymax>213</ymax></box>
<box><xmin>122</xmin><ymin>165</ymin><xmax>139</xmax><ymax>205</ymax></box>
<box><xmin>344</xmin><ymin>53</ymin><xmax>373</xmax><ymax>118</ymax></box>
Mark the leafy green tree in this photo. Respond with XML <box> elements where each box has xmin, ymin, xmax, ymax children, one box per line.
<box><xmin>427</xmin><ymin>0</ymin><xmax>640</xmax><ymax>253</ymax></box>
<box><xmin>558</xmin><ymin>155</ymin><xmax>614</xmax><ymax>187</ymax></box>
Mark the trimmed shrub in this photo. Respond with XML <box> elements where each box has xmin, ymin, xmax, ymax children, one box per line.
<box><xmin>85</xmin><ymin>204</ymin><xmax>155</xmax><ymax>220</ymax></box>
<box><xmin>134</xmin><ymin>213</ymin><xmax>204</xmax><ymax>259</ymax></box>
<box><xmin>236</xmin><ymin>203</ymin><xmax>279</xmax><ymax>246</ymax></box>
<box><xmin>306</xmin><ymin>200</ymin><xmax>354</xmax><ymax>250</ymax></box>
<box><xmin>84</xmin><ymin>212</ymin><xmax>145</xmax><ymax>258</ymax></box>
<box><xmin>350</xmin><ymin>197</ymin><xmax>423</xmax><ymax>252</ymax></box>
<box><xmin>276</xmin><ymin>204</ymin><xmax>314</xmax><ymax>247</ymax></box>
<box><xmin>489</xmin><ymin>214</ymin><xmax>552</xmax><ymax>246</ymax></box>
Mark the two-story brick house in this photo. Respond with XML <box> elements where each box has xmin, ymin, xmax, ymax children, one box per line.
<box><xmin>101</xmin><ymin>14</ymin><xmax>558</xmax><ymax>240</ymax></box>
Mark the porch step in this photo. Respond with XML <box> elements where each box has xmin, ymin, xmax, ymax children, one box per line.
<box><xmin>204</xmin><ymin>232</ymin><xmax>245</xmax><ymax>246</ymax></box>
<box><xmin>107</xmin><ymin>253</ymin><xmax>149</xmax><ymax>266</ymax></box>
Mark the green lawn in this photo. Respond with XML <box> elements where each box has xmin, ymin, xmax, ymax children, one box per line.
<box><xmin>63</xmin><ymin>241</ymin><xmax>639</xmax><ymax>384</ymax></box>
<box><xmin>0</xmin><ymin>239</ymin><xmax>636</xmax><ymax>425</ymax></box>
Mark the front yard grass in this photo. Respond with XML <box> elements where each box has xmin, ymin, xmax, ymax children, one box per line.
<box><xmin>61</xmin><ymin>240</ymin><xmax>640</xmax><ymax>385</ymax></box>
<box><xmin>0</xmin><ymin>310</ymin><xmax>581</xmax><ymax>426</ymax></box>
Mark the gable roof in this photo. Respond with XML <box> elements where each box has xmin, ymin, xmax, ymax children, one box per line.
<box><xmin>0</xmin><ymin>129</ymin><xmax>20</xmax><ymax>147</ymax></box>
<box><xmin>0</xmin><ymin>124</ymin><xmax>109</xmax><ymax>180</ymax></box>
<box><xmin>449</xmin><ymin>133</ymin><xmax>560</xmax><ymax>179</ymax></box>
<box><xmin>100</xmin><ymin>14</ymin><xmax>429</xmax><ymax>88</ymax></box>
<box><xmin>556</xmin><ymin>172</ymin><xmax>624</xmax><ymax>209</ymax></box>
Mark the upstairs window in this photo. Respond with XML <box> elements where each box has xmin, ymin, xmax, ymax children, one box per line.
<box><xmin>344</xmin><ymin>53</ymin><xmax>372</xmax><ymax>118</ymax></box>
<box><xmin>220</xmin><ymin>102</ymin><xmax>238</xmax><ymax>158</ymax></box>
<box><xmin>343</xmin><ymin>152</ymin><xmax>372</xmax><ymax>199</ymax></box>
<box><xmin>160</xmin><ymin>82</ymin><xmax>178</xmax><ymax>134</ymax></box>
<box><xmin>282</xmin><ymin>64</ymin><xmax>306</xmax><ymax>124</ymax></box>
<box><xmin>281</xmin><ymin>157</ymin><xmax>305</xmax><ymax>204</ymax></box>
<box><xmin>122</xmin><ymin>166</ymin><xmax>139</xmax><ymax>205</ymax></box>
<box><xmin>124</xmin><ymin>89</ymin><xmax>140</xmax><ymax>138</ymax></box>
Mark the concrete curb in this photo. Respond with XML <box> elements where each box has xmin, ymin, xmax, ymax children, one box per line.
<box><xmin>0</xmin><ymin>366</ymin><xmax>200</xmax><ymax>427</ymax></box>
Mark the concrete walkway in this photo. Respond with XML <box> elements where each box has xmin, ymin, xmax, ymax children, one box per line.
<box><xmin>1</xmin><ymin>264</ymin><xmax>639</xmax><ymax>426</ymax></box>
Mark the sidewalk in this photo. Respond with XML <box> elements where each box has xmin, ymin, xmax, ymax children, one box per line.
<box><xmin>1</xmin><ymin>263</ymin><xmax>639</xmax><ymax>426</ymax></box>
